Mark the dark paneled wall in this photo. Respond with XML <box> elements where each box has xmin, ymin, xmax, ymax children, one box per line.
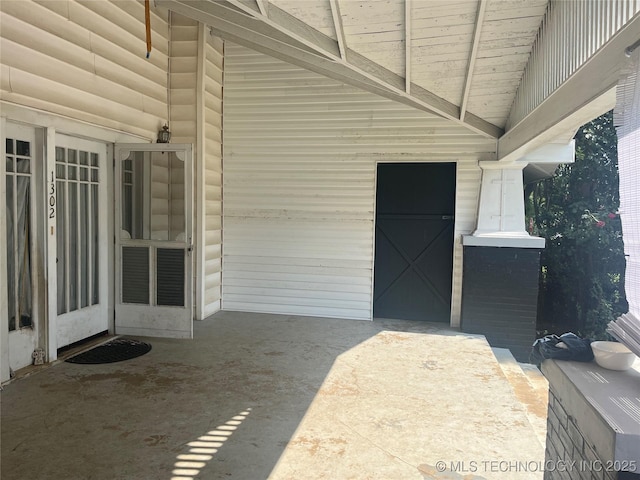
<box><xmin>461</xmin><ymin>246</ymin><xmax>542</xmax><ymax>362</ymax></box>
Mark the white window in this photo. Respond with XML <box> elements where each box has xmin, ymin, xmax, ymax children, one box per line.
<box><xmin>5</xmin><ymin>136</ymin><xmax>33</xmax><ymax>331</ymax></box>
<box><xmin>55</xmin><ymin>146</ymin><xmax>101</xmax><ymax>314</ymax></box>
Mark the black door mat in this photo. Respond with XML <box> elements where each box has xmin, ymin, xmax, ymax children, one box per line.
<box><xmin>66</xmin><ymin>338</ymin><xmax>152</xmax><ymax>364</ymax></box>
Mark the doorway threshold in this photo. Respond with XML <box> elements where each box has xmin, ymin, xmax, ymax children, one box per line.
<box><xmin>2</xmin><ymin>332</ymin><xmax>119</xmax><ymax>387</ymax></box>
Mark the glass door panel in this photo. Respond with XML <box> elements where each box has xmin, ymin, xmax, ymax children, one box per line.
<box><xmin>4</xmin><ymin>123</ymin><xmax>38</xmax><ymax>373</ymax></box>
<box><xmin>55</xmin><ymin>135</ymin><xmax>108</xmax><ymax>348</ymax></box>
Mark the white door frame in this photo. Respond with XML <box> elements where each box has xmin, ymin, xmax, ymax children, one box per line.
<box><xmin>1</xmin><ymin>117</ymin><xmax>8</xmax><ymax>381</ymax></box>
<box><xmin>1</xmin><ymin>104</ymin><xmax>149</xmax><ymax>377</ymax></box>
<box><xmin>114</xmin><ymin>143</ymin><xmax>194</xmax><ymax>338</ymax></box>
<box><xmin>52</xmin><ymin>134</ymin><xmax>110</xmax><ymax>349</ymax></box>
<box><xmin>1</xmin><ymin>121</ymin><xmax>46</xmax><ymax>375</ymax></box>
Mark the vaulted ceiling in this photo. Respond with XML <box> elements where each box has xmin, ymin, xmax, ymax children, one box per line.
<box><xmin>161</xmin><ymin>0</ymin><xmax>549</xmax><ymax>139</ymax></box>
<box><xmin>160</xmin><ymin>0</ymin><xmax>639</xmax><ymax>159</ymax></box>
<box><xmin>270</xmin><ymin>0</ymin><xmax>548</xmax><ymax>129</ymax></box>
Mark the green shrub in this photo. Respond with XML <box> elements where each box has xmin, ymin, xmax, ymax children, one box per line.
<box><xmin>527</xmin><ymin>111</ymin><xmax>627</xmax><ymax>339</ymax></box>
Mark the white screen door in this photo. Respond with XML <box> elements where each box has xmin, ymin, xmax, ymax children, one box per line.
<box><xmin>114</xmin><ymin>144</ymin><xmax>193</xmax><ymax>338</ymax></box>
<box><xmin>55</xmin><ymin>134</ymin><xmax>109</xmax><ymax>348</ymax></box>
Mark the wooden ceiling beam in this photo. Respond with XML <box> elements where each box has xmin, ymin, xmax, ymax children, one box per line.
<box><xmin>255</xmin><ymin>0</ymin><xmax>268</xmax><ymax>17</ymax></box>
<box><xmin>160</xmin><ymin>0</ymin><xmax>503</xmax><ymax>138</ymax></box>
<box><xmin>225</xmin><ymin>0</ymin><xmax>339</xmax><ymax>56</ymax></box>
<box><xmin>460</xmin><ymin>0</ymin><xmax>487</xmax><ymax>122</ymax></box>
<box><xmin>329</xmin><ymin>0</ymin><xmax>347</xmax><ymax>61</ymax></box>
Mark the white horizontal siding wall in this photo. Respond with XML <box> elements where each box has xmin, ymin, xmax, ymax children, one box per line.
<box><xmin>170</xmin><ymin>17</ymin><xmax>223</xmax><ymax>320</ymax></box>
<box><xmin>170</xmin><ymin>13</ymin><xmax>198</xmax><ymax>145</ymax></box>
<box><xmin>223</xmin><ymin>44</ymin><xmax>494</xmax><ymax>324</ymax></box>
<box><xmin>168</xmin><ymin>13</ymin><xmax>199</xmax><ymax>315</ymax></box>
<box><xmin>0</xmin><ymin>0</ymin><xmax>169</xmax><ymax>140</ymax></box>
<box><xmin>201</xmin><ymin>33</ymin><xmax>224</xmax><ymax>317</ymax></box>
<box><xmin>0</xmin><ymin>1</ymin><xmax>225</xmax><ymax>321</ymax></box>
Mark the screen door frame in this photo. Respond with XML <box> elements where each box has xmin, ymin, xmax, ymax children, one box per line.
<box><xmin>114</xmin><ymin>143</ymin><xmax>193</xmax><ymax>339</ymax></box>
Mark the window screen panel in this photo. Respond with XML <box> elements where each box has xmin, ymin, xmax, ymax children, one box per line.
<box><xmin>122</xmin><ymin>246</ymin><xmax>150</xmax><ymax>304</ymax></box>
<box><xmin>156</xmin><ymin>248</ymin><xmax>184</xmax><ymax>307</ymax></box>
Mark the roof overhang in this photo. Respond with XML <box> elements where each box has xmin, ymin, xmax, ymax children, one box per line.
<box><xmin>497</xmin><ymin>11</ymin><xmax>640</xmax><ymax>162</ymax></box>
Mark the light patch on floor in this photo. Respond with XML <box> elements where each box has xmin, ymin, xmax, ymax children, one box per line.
<box><xmin>171</xmin><ymin>409</ymin><xmax>251</xmax><ymax>480</ymax></box>
<box><xmin>1</xmin><ymin>312</ymin><xmax>544</xmax><ymax>479</ymax></box>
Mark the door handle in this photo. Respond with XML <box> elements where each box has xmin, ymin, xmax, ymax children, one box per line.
<box><xmin>187</xmin><ymin>236</ymin><xmax>193</xmax><ymax>256</ymax></box>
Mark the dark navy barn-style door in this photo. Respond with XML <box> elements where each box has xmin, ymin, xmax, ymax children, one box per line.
<box><xmin>374</xmin><ymin>163</ymin><xmax>456</xmax><ymax>322</ymax></box>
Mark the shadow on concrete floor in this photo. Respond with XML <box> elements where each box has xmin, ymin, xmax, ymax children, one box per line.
<box><xmin>1</xmin><ymin>311</ymin><xmax>543</xmax><ymax>480</ymax></box>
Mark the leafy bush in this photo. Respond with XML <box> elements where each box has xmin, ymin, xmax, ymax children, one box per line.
<box><xmin>527</xmin><ymin>111</ymin><xmax>627</xmax><ymax>339</ymax></box>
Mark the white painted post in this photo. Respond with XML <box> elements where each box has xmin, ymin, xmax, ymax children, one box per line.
<box><xmin>45</xmin><ymin>127</ymin><xmax>58</xmax><ymax>363</ymax></box>
<box><xmin>106</xmin><ymin>144</ymin><xmax>115</xmax><ymax>335</ymax></box>
<box><xmin>195</xmin><ymin>23</ymin><xmax>206</xmax><ymax>321</ymax></box>
<box><xmin>468</xmin><ymin>161</ymin><xmax>545</xmax><ymax>248</ymax></box>
<box><xmin>0</xmin><ymin>117</ymin><xmax>10</xmax><ymax>381</ymax></box>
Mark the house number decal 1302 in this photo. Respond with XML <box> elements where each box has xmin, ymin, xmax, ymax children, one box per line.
<box><xmin>49</xmin><ymin>171</ymin><xmax>56</xmax><ymax>219</ymax></box>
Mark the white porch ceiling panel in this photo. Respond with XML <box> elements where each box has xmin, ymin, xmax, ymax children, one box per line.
<box><xmin>465</xmin><ymin>0</ymin><xmax>548</xmax><ymax>126</ymax></box>
<box><xmin>277</xmin><ymin>0</ymin><xmax>547</xmax><ymax>128</ymax></box>
<box><xmin>161</xmin><ymin>0</ymin><xmax>532</xmax><ymax>138</ymax></box>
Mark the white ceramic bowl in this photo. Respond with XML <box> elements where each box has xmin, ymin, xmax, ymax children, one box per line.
<box><xmin>591</xmin><ymin>341</ymin><xmax>637</xmax><ymax>371</ymax></box>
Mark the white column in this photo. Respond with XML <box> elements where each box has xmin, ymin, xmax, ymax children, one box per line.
<box><xmin>194</xmin><ymin>22</ymin><xmax>206</xmax><ymax>321</ymax></box>
<box><xmin>45</xmin><ymin>127</ymin><xmax>58</xmax><ymax>362</ymax></box>
<box><xmin>0</xmin><ymin>117</ymin><xmax>9</xmax><ymax>381</ymax></box>
<box><xmin>466</xmin><ymin>161</ymin><xmax>545</xmax><ymax>248</ymax></box>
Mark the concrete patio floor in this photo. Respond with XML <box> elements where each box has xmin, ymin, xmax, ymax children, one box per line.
<box><xmin>1</xmin><ymin>311</ymin><xmax>545</xmax><ymax>480</ymax></box>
